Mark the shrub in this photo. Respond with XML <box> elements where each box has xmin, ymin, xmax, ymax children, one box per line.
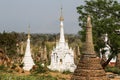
<box><xmin>0</xmin><ymin>65</ymin><xmax>5</xmax><ymax>70</ymax></box>
<box><xmin>62</xmin><ymin>70</ymin><xmax>72</xmax><ymax>74</ymax></box>
<box><xmin>105</xmin><ymin>67</ymin><xmax>120</xmax><ymax>74</ymax></box>
<box><xmin>0</xmin><ymin>65</ymin><xmax>8</xmax><ymax>72</ymax></box>
<box><xmin>31</xmin><ymin>63</ymin><xmax>48</xmax><ymax>74</ymax></box>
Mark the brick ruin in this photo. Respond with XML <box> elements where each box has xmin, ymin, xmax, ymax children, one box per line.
<box><xmin>71</xmin><ymin>15</ymin><xmax>109</xmax><ymax>80</ymax></box>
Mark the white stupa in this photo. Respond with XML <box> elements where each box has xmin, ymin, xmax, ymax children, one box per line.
<box><xmin>48</xmin><ymin>8</ymin><xmax>76</xmax><ymax>72</ymax></box>
<box><xmin>22</xmin><ymin>27</ymin><xmax>35</xmax><ymax>71</ymax></box>
<box><xmin>100</xmin><ymin>33</ymin><xmax>116</xmax><ymax>64</ymax></box>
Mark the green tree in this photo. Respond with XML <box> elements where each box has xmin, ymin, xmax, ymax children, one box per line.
<box><xmin>0</xmin><ymin>31</ymin><xmax>19</xmax><ymax>57</ymax></box>
<box><xmin>77</xmin><ymin>0</ymin><xmax>120</xmax><ymax>68</ymax></box>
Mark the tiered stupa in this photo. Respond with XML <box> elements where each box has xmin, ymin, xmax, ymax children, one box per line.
<box><xmin>22</xmin><ymin>27</ymin><xmax>35</xmax><ymax>71</ymax></box>
<box><xmin>48</xmin><ymin>8</ymin><xmax>76</xmax><ymax>72</ymax></box>
<box><xmin>71</xmin><ymin>15</ymin><xmax>109</xmax><ymax>80</ymax></box>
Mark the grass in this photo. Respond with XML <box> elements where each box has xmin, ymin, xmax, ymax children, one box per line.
<box><xmin>0</xmin><ymin>73</ymin><xmax>57</xmax><ymax>80</ymax></box>
<box><xmin>0</xmin><ymin>63</ymin><xmax>71</xmax><ymax>80</ymax></box>
<box><xmin>0</xmin><ymin>70</ymin><xmax>71</xmax><ymax>80</ymax></box>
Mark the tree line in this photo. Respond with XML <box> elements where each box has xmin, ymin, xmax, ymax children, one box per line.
<box><xmin>0</xmin><ymin>31</ymin><xmax>81</xmax><ymax>59</ymax></box>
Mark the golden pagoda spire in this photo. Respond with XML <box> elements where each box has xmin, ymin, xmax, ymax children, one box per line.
<box><xmin>60</xmin><ymin>7</ymin><xmax>64</xmax><ymax>21</ymax></box>
<box><xmin>59</xmin><ymin>7</ymin><xmax>65</xmax><ymax>43</ymax></box>
<box><xmin>28</xmin><ymin>25</ymin><xmax>30</xmax><ymax>39</ymax></box>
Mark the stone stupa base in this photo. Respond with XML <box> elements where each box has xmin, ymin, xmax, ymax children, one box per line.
<box><xmin>71</xmin><ymin>54</ymin><xmax>109</xmax><ymax>80</ymax></box>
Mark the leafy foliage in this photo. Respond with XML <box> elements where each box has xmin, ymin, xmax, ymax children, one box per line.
<box><xmin>0</xmin><ymin>31</ymin><xmax>81</xmax><ymax>65</ymax></box>
<box><xmin>0</xmin><ymin>65</ymin><xmax>9</xmax><ymax>73</ymax></box>
<box><xmin>105</xmin><ymin>66</ymin><xmax>120</xmax><ymax>74</ymax></box>
<box><xmin>62</xmin><ymin>70</ymin><xmax>72</xmax><ymax>74</ymax></box>
<box><xmin>0</xmin><ymin>32</ymin><xmax>18</xmax><ymax>56</ymax></box>
<box><xmin>0</xmin><ymin>65</ymin><xmax>5</xmax><ymax>71</ymax></box>
<box><xmin>77</xmin><ymin>0</ymin><xmax>120</xmax><ymax>53</ymax></box>
<box><xmin>31</xmin><ymin>63</ymin><xmax>48</xmax><ymax>74</ymax></box>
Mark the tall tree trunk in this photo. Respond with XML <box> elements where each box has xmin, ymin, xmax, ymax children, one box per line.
<box><xmin>102</xmin><ymin>53</ymin><xmax>114</xmax><ymax>69</ymax></box>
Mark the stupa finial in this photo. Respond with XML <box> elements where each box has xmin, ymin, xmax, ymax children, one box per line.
<box><xmin>87</xmin><ymin>15</ymin><xmax>92</xmax><ymax>28</ymax></box>
<box><xmin>28</xmin><ymin>25</ymin><xmax>30</xmax><ymax>39</ymax></box>
<box><xmin>60</xmin><ymin>7</ymin><xmax>64</xmax><ymax>21</ymax></box>
<box><xmin>85</xmin><ymin>15</ymin><xmax>95</xmax><ymax>54</ymax></box>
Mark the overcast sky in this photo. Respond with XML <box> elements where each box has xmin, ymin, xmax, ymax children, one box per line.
<box><xmin>0</xmin><ymin>0</ymin><xmax>119</xmax><ymax>34</ymax></box>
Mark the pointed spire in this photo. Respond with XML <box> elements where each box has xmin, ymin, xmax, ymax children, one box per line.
<box><xmin>60</xmin><ymin>7</ymin><xmax>64</xmax><ymax>21</ymax></box>
<box><xmin>59</xmin><ymin>7</ymin><xmax>65</xmax><ymax>43</ymax></box>
<box><xmin>28</xmin><ymin>25</ymin><xmax>30</xmax><ymax>39</ymax></box>
<box><xmin>22</xmin><ymin>26</ymin><xmax>35</xmax><ymax>71</ymax></box>
<box><xmin>85</xmin><ymin>15</ymin><xmax>95</xmax><ymax>54</ymax></box>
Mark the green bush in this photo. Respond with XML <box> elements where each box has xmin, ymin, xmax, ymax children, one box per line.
<box><xmin>105</xmin><ymin>67</ymin><xmax>120</xmax><ymax>74</ymax></box>
<box><xmin>0</xmin><ymin>65</ymin><xmax>5</xmax><ymax>70</ymax></box>
<box><xmin>62</xmin><ymin>70</ymin><xmax>72</xmax><ymax>74</ymax></box>
<box><xmin>31</xmin><ymin>63</ymin><xmax>48</xmax><ymax>74</ymax></box>
<box><xmin>0</xmin><ymin>65</ymin><xmax>8</xmax><ymax>72</ymax></box>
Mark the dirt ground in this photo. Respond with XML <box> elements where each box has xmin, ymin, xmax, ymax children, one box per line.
<box><xmin>106</xmin><ymin>72</ymin><xmax>120</xmax><ymax>80</ymax></box>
